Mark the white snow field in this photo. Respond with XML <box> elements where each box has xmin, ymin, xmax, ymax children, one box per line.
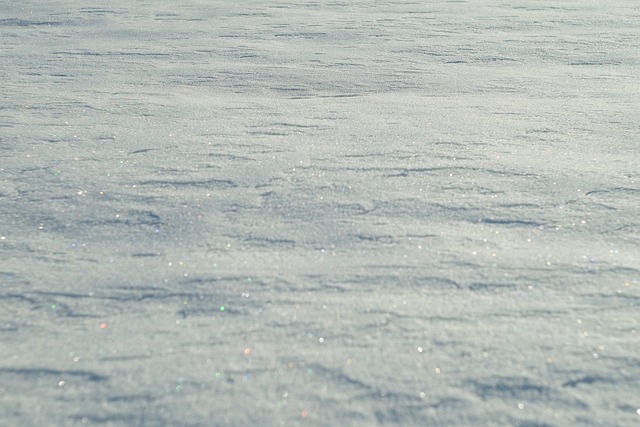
<box><xmin>1</xmin><ymin>1</ymin><xmax>639</xmax><ymax>426</ymax></box>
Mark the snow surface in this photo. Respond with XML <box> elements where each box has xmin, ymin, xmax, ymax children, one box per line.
<box><xmin>1</xmin><ymin>1</ymin><xmax>639</xmax><ymax>426</ymax></box>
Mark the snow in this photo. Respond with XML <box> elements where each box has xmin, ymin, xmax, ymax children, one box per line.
<box><xmin>1</xmin><ymin>1</ymin><xmax>639</xmax><ymax>426</ymax></box>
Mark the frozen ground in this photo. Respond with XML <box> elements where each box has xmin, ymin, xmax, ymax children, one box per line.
<box><xmin>1</xmin><ymin>1</ymin><xmax>639</xmax><ymax>426</ymax></box>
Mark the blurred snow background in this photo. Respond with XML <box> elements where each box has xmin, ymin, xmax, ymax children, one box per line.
<box><xmin>1</xmin><ymin>1</ymin><xmax>639</xmax><ymax>425</ymax></box>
